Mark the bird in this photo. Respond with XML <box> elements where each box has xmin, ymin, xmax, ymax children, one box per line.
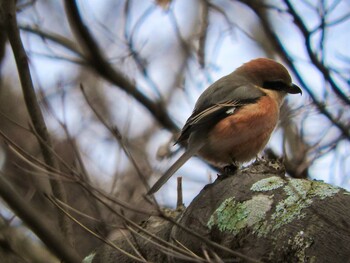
<box><xmin>148</xmin><ymin>58</ymin><xmax>302</xmax><ymax>195</ymax></box>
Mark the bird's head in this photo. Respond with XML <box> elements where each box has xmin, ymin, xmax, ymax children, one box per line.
<box><xmin>236</xmin><ymin>58</ymin><xmax>302</xmax><ymax>95</ymax></box>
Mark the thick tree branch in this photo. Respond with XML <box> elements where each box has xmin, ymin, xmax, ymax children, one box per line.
<box><xmin>0</xmin><ymin>0</ymin><xmax>73</xmax><ymax>240</ymax></box>
<box><xmin>63</xmin><ymin>0</ymin><xmax>178</xmax><ymax>132</ymax></box>
<box><xmin>90</xmin><ymin>160</ymin><xmax>350</xmax><ymax>262</ymax></box>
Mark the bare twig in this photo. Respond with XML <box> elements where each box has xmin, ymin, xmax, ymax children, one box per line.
<box><xmin>79</xmin><ymin>180</ymin><xmax>157</xmax><ymax>217</ymax></box>
<box><xmin>126</xmin><ymin>224</ymin><xmax>207</xmax><ymax>262</ymax></box>
<box><xmin>198</xmin><ymin>0</ymin><xmax>209</xmax><ymax>68</ymax></box>
<box><xmin>123</xmin><ymin>2</ymin><xmax>162</xmax><ymax>99</ymax></box>
<box><xmin>19</xmin><ymin>24</ymin><xmax>84</xmax><ymax>57</ymax></box>
<box><xmin>80</xmin><ymin>84</ymin><xmax>151</xmax><ymax>191</ymax></box>
<box><xmin>0</xmin><ymin>173</ymin><xmax>81</xmax><ymax>263</ymax></box>
<box><xmin>69</xmin><ymin>188</ymin><xmax>202</xmax><ymax>261</ymax></box>
<box><xmin>1</xmin><ymin>127</ymin><xmax>157</xmax><ymax>217</ymax></box>
<box><xmin>284</xmin><ymin>0</ymin><xmax>350</xmax><ymax>105</ymax></box>
<box><xmin>159</xmin><ymin>211</ymin><xmax>262</xmax><ymax>263</ymax></box>
<box><xmin>176</xmin><ymin>177</ymin><xmax>183</xmax><ymax>209</ymax></box>
<box><xmin>239</xmin><ymin>0</ymin><xmax>350</xmax><ymax>140</ymax></box>
<box><xmin>47</xmin><ymin>195</ymin><xmax>147</xmax><ymax>263</ymax></box>
<box><xmin>120</xmin><ymin>227</ymin><xmax>147</xmax><ymax>261</ymax></box>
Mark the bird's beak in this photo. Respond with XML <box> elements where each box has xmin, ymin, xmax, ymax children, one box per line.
<box><xmin>286</xmin><ymin>83</ymin><xmax>302</xmax><ymax>95</ymax></box>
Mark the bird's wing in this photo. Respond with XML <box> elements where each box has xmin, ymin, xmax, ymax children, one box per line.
<box><xmin>176</xmin><ymin>83</ymin><xmax>265</xmax><ymax>144</ymax></box>
<box><xmin>148</xmin><ymin>80</ymin><xmax>265</xmax><ymax>195</ymax></box>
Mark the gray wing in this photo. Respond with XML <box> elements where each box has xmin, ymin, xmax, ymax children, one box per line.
<box><xmin>176</xmin><ymin>76</ymin><xmax>265</xmax><ymax>144</ymax></box>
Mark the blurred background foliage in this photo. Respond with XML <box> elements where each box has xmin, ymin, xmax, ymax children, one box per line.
<box><xmin>0</xmin><ymin>0</ymin><xmax>349</xmax><ymax>261</ymax></box>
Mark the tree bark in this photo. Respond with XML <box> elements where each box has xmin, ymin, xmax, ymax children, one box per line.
<box><xmin>87</xmin><ymin>159</ymin><xmax>350</xmax><ymax>262</ymax></box>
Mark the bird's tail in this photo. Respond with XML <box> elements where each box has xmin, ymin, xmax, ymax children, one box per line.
<box><xmin>147</xmin><ymin>143</ymin><xmax>203</xmax><ymax>195</ymax></box>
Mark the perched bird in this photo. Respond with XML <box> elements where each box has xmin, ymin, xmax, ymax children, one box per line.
<box><xmin>148</xmin><ymin>58</ymin><xmax>302</xmax><ymax>195</ymax></box>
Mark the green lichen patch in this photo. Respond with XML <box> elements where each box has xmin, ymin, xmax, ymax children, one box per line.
<box><xmin>207</xmin><ymin>195</ymin><xmax>273</xmax><ymax>236</ymax></box>
<box><xmin>82</xmin><ymin>253</ymin><xmax>95</xmax><ymax>263</ymax></box>
<box><xmin>250</xmin><ymin>176</ymin><xmax>285</xmax><ymax>192</ymax></box>
<box><xmin>268</xmin><ymin>178</ymin><xmax>340</xmax><ymax>233</ymax></box>
<box><xmin>287</xmin><ymin>230</ymin><xmax>314</xmax><ymax>262</ymax></box>
<box><xmin>208</xmin><ymin>178</ymin><xmax>341</xmax><ymax>239</ymax></box>
<box><xmin>270</xmin><ymin>193</ymin><xmax>311</xmax><ymax>232</ymax></box>
<box><xmin>308</xmin><ymin>181</ymin><xmax>340</xmax><ymax>199</ymax></box>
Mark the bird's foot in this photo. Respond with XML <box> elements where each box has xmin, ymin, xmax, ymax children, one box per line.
<box><xmin>217</xmin><ymin>164</ymin><xmax>238</xmax><ymax>179</ymax></box>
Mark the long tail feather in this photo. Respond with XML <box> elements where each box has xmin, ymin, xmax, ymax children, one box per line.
<box><xmin>148</xmin><ymin>145</ymin><xmax>202</xmax><ymax>195</ymax></box>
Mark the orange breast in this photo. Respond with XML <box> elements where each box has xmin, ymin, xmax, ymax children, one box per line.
<box><xmin>198</xmin><ymin>95</ymin><xmax>280</xmax><ymax>166</ymax></box>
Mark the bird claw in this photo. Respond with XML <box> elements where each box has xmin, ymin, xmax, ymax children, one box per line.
<box><xmin>217</xmin><ymin>164</ymin><xmax>238</xmax><ymax>179</ymax></box>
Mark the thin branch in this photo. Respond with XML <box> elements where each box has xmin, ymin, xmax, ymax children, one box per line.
<box><xmin>1</xmin><ymin>128</ymin><xmax>86</xmax><ymax>184</ymax></box>
<box><xmin>89</xmin><ymin>180</ymin><xmax>261</xmax><ymax>263</ymax></box>
<box><xmin>158</xmin><ymin>211</ymin><xmax>262</xmax><ymax>263</ymax></box>
<box><xmin>284</xmin><ymin>0</ymin><xmax>350</xmax><ymax>106</ymax></box>
<box><xmin>19</xmin><ymin>24</ymin><xmax>84</xmax><ymax>57</ymax></box>
<box><xmin>90</xmin><ymin>192</ymin><xmax>209</xmax><ymax>261</ymax></box>
<box><xmin>79</xmin><ymin>180</ymin><xmax>157</xmax><ymax>217</ymax></box>
<box><xmin>176</xmin><ymin>177</ymin><xmax>183</xmax><ymax>209</ymax></box>
<box><xmin>123</xmin><ymin>2</ymin><xmax>162</xmax><ymax>99</ymax></box>
<box><xmin>126</xmin><ymin>224</ymin><xmax>207</xmax><ymax>262</ymax></box>
<box><xmin>198</xmin><ymin>0</ymin><xmax>209</xmax><ymax>68</ymax></box>
<box><xmin>1</xmin><ymin>127</ymin><xmax>157</xmax><ymax>217</ymax></box>
<box><xmin>80</xmin><ymin>84</ymin><xmax>151</xmax><ymax>192</ymax></box>
<box><xmin>120</xmin><ymin>228</ymin><xmax>148</xmax><ymax>262</ymax></box>
<box><xmin>239</xmin><ymin>0</ymin><xmax>350</xmax><ymax>140</ymax></box>
<box><xmin>0</xmin><ymin>173</ymin><xmax>81</xmax><ymax>263</ymax></box>
<box><xmin>47</xmin><ymin>195</ymin><xmax>147</xmax><ymax>263</ymax></box>
<box><xmin>327</xmin><ymin>12</ymin><xmax>350</xmax><ymax>27</ymax></box>
<box><xmin>168</xmin><ymin>8</ymin><xmax>192</xmax><ymax>57</ymax></box>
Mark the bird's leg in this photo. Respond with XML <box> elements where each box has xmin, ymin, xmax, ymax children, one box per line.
<box><xmin>255</xmin><ymin>155</ymin><xmax>264</xmax><ymax>163</ymax></box>
<box><xmin>218</xmin><ymin>160</ymin><xmax>238</xmax><ymax>179</ymax></box>
<box><xmin>222</xmin><ymin>164</ymin><xmax>238</xmax><ymax>175</ymax></box>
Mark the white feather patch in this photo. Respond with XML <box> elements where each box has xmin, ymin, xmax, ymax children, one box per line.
<box><xmin>226</xmin><ymin>107</ymin><xmax>236</xmax><ymax>115</ymax></box>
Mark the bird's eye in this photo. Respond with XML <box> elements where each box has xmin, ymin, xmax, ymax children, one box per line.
<box><xmin>262</xmin><ymin>80</ymin><xmax>288</xmax><ymax>91</ymax></box>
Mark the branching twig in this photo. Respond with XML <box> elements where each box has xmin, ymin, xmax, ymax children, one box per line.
<box><xmin>123</xmin><ymin>2</ymin><xmax>162</xmax><ymax>99</ymax></box>
<box><xmin>19</xmin><ymin>24</ymin><xmax>84</xmax><ymax>57</ymax></box>
<box><xmin>284</xmin><ymin>0</ymin><xmax>350</xmax><ymax>106</ymax></box>
<box><xmin>1</xmin><ymin>126</ymin><xmax>157</xmax><ymax>217</ymax></box>
<box><xmin>239</xmin><ymin>0</ymin><xmax>350</xmax><ymax>140</ymax></box>
<box><xmin>0</xmin><ymin>173</ymin><xmax>81</xmax><ymax>263</ymax></box>
<box><xmin>159</xmin><ymin>211</ymin><xmax>262</xmax><ymax>263</ymax></box>
<box><xmin>126</xmin><ymin>224</ymin><xmax>207</xmax><ymax>262</ymax></box>
<box><xmin>80</xmin><ymin>84</ymin><xmax>151</xmax><ymax>192</ymax></box>
<box><xmin>47</xmin><ymin>195</ymin><xmax>147</xmax><ymax>263</ymax></box>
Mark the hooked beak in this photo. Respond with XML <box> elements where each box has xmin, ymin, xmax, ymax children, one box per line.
<box><xmin>286</xmin><ymin>83</ymin><xmax>302</xmax><ymax>95</ymax></box>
